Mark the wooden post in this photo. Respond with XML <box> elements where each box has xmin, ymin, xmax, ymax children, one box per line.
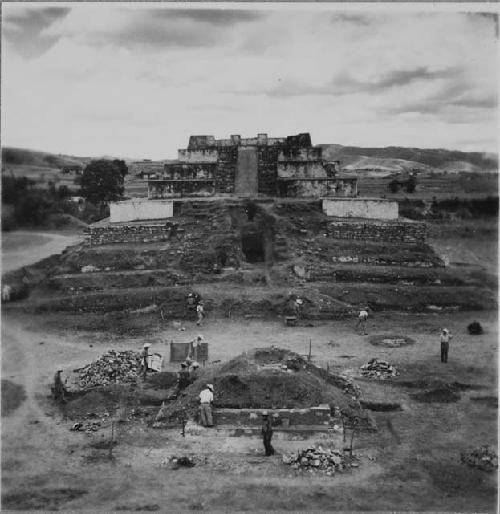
<box><xmin>308</xmin><ymin>340</ymin><xmax>312</xmax><ymax>362</ymax></box>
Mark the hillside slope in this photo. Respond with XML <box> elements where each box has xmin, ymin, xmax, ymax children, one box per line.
<box><xmin>319</xmin><ymin>144</ymin><xmax>498</xmax><ymax>173</ymax></box>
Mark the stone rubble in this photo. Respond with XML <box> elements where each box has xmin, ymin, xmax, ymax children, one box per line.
<box><xmin>461</xmin><ymin>445</ymin><xmax>498</xmax><ymax>472</ymax></box>
<box><xmin>75</xmin><ymin>350</ymin><xmax>142</xmax><ymax>388</ymax></box>
<box><xmin>360</xmin><ymin>358</ymin><xmax>399</xmax><ymax>380</ymax></box>
<box><xmin>282</xmin><ymin>446</ymin><xmax>359</xmax><ymax>476</ymax></box>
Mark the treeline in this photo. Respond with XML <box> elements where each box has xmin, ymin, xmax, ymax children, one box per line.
<box><xmin>1</xmin><ymin>175</ymin><xmax>110</xmax><ymax>230</ymax></box>
<box><xmin>399</xmin><ymin>196</ymin><xmax>499</xmax><ymax>220</ymax></box>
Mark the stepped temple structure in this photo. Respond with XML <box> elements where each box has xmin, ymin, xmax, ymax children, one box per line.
<box><xmin>147</xmin><ymin>133</ymin><xmax>357</xmax><ymax>199</ymax></box>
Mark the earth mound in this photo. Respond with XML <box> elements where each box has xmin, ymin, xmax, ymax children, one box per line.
<box><xmin>156</xmin><ymin>347</ymin><xmax>360</xmax><ymax>422</ymax></box>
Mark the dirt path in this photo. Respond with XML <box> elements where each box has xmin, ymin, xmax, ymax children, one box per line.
<box><xmin>1</xmin><ymin>230</ymin><xmax>84</xmax><ymax>274</ymax></box>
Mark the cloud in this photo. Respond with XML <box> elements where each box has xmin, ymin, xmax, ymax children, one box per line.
<box><xmin>149</xmin><ymin>8</ymin><xmax>264</xmax><ymax>25</ymax></box>
<box><xmin>3</xmin><ymin>6</ymin><xmax>70</xmax><ymax>58</ymax></box>
<box><xmin>41</xmin><ymin>7</ymin><xmax>266</xmax><ymax>52</ymax></box>
<box><xmin>245</xmin><ymin>66</ymin><xmax>462</xmax><ymax>98</ymax></box>
<box><xmin>330</xmin><ymin>13</ymin><xmax>372</xmax><ymax>26</ymax></box>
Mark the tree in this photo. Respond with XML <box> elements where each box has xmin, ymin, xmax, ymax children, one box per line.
<box><xmin>112</xmin><ymin>159</ymin><xmax>128</xmax><ymax>177</ymax></box>
<box><xmin>80</xmin><ymin>160</ymin><xmax>125</xmax><ymax>204</ymax></box>
<box><xmin>405</xmin><ymin>176</ymin><xmax>417</xmax><ymax>194</ymax></box>
<box><xmin>388</xmin><ymin>179</ymin><xmax>400</xmax><ymax>194</ymax></box>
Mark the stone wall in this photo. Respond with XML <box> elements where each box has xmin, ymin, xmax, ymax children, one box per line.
<box><xmin>148</xmin><ymin>180</ymin><xmax>215</xmax><ymax>199</ymax></box>
<box><xmin>323</xmin><ymin>198</ymin><xmax>398</xmax><ymax>220</ymax></box>
<box><xmin>257</xmin><ymin>146</ymin><xmax>279</xmax><ymax>195</ymax></box>
<box><xmin>277</xmin><ymin>179</ymin><xmax>340</xmax><ymax>198</ymax></box>
<box><xmin>326</xmin><ymin>219</ymin><xmax>427</xmax><ymax>244</ymax></box>
<box><xmin>215</xmin><ymin>147</ymin><xmax>238</xmax><ymax>194</ymax></box>
<box><xmin>86</xmin><ymin>222</ymin><xmax>178</xmax><ymax>245</ymax></box>
<box><xmin>178</xmin><ymin>149</ymin><xmax>218</xmax><ymax>162</ymax></box>
<box><xmin>213</xmin><ymin>405</ymin><xmax>331</xmax><ymax>428</ymax></box>
<box><xmin>109</xmin><ymin>200</ymin><xmax>174</xmax><ymax>223</ymax></box>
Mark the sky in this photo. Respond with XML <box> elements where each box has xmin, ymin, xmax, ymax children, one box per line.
<box><xmin>1</xmin><ymin>3</ymin><xmax>499</xmax><ymax>160</ymax></box>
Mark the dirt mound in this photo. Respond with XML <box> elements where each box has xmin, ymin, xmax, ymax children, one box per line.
<box><xmin>73</xmin><ymin>350</ymin><xmax>141</xmax><ymax>388</ymax></box>
<box><xmin>369</xmin><ymin>334</ymin><xmax>415</xmax><ymax>348</ymax></box>
<box><xmin>156</xmin><ymin>347</ymin><xmax>356</xmax><ymax>423</ymax></box>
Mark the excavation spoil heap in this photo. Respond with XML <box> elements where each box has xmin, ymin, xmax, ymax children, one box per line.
<box><xmin>360</xmin><ymin>358</ymin><xmax>399</xmax><ymax>380</ymax></box>
<box><xmin>282</xmin><ymin>446</ymin><xmax>359</xmax><ymax>476</ymax></box>
<box><xmin>75</xmin><ymin>350</ymin><xmax>141</xmax><ymax>388</ymax></box>
<box><xmin>155</xmin><ymin>347</ymin><xmax>361</xmax><ymax>423</ymax></box>
<box><xmin>461</xmin><ymin>445</ymin><xmax>498</xmax><ymax>472</ymax></box>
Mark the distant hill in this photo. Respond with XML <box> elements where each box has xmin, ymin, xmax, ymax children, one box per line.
<box><xmin>318</xmin><ymin>144</ymin><xmax>498</xmax><ymax>174</ymax></box>
<box><xmin>2</xmin><ymin>144</ymin><xmax>498</xmax><ymax>177</ymax></box>
<box><xmin>1</xmin><ymin>147</ymin><xmax>90</xmax><ymax>170</ymax></box>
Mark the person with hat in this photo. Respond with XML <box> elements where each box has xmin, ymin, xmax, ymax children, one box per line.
<box><xmin>188</xmin><ymin>335</ymin><xmax>203</xmax><ymax>361</ymax></box>
<box><xmin>140</xmin><ymin>343</ymin><xmax>152</xmax><ymax>379</ymax></box>
<box><xmin>261</xmin><ymin>412</ymin><xmax>275</xmax><ymax>456</ymax></box>
<box><xmin>196</xmin><ymin>302</ymin><xmax>204</xmax><ymax>326</ymax></box>
<box><xmin>356</xmin><ymin>308</ymin><xmax>369</xmax><ymax>335</ymax></box>
<box><xmin>199</xmin><ymin>384</ymin><xmax>214</xmax><ymax>427</ymax></box>
<box><xmin>293</xmin><ymin>298</ymin><xmax>303</xmax><ymax>320</ymax></box>
<box><xmin>178</xmin><ymin>362</ymin><xmax>191</xmax><ymax>390</ymax></box>
<box><xmin>440</xmin><ymin>328</ymin><xmax>452</xmax><ymax>363</ymax></box>
<box><xmin>53</xmin><ymin>369</ymin><xmax>68</xmax><ymax>403</ymax></box>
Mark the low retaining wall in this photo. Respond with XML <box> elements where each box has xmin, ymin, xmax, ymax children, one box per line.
<box><xmin>110</xmin><ymin>199</ymin><xmax>173</xmax><ymax>223</ymax></box>
<box><xmin>323</xmin><ymin>198</ymin><xmax>398</xmax><ymax>220</ymax></box>
<box><xmin>213</xmin><ymin>405</ymin><xmax>331</xmax><ymax>428</ymax></box>
<box><xmin>326</xmin><ymin>219</ymin><xmax>427</xmax><ymax>244</ymax></box>
<box><xmin>86</xmin><ymin>222</ymin><xmax>180</xmax><ymax>245</ymax></box>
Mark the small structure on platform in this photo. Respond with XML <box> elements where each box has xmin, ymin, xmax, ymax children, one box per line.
<box><xmin>109</xmin><ymin>199</ymin><xmax>173</xmax><ymax>223</ymax></box>
<box><xmin>322</xmin><ymin>197</ymin><xmax>399</xmax><ymax>220</ymax></box>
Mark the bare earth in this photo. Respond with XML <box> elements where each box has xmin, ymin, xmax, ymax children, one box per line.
<box><xmin>2</xmin><ymin>307</ymin><xmax>498</xmax><ymax>512</ymax></box>
<box><xmin>1</xmin><ymin>227</ymin><xmax>498</xmax><ymax>512</ymax></box>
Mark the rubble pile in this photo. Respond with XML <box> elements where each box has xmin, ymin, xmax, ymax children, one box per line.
<box><xmin>282</xmin><ymin>446</ymin><xmax>359</xmax><ymax>476</ymax></box>
<box><xmin>360</xmin><ymin>358</ymin><xmax>399</xmax><ymax>380</ymax></box>
<box><xmin>76</xmin><ymin>350</ymin><xmax>142</xmax><ymax>388</ymax></box>
<box><xmin>461</xmin><ymin>445</ymin><xmax>498</xmax><ymax>472</ymax></box>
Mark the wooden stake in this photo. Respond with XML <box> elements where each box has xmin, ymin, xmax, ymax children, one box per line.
<box><xmin>308</xmin><ymin>340</ymin><xmax>312</xmax><ymax>362</ymax></box>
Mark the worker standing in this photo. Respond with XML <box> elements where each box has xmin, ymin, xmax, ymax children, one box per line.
<box><xmin>196</xmin><ymin>302</ymin><xmax>204</xmax><ymax>326</ymax></box>
<box><xmin>356</xmin><ymin>308</ymin><xmax>369</xmax><ymax>335</ymax></box>
<box><xmin>261</xmin><ymin>412</ymin><xmax>275</xmax><ymax>456</ymax></box>
<box><xmin>53</xmin><ymin>369</ymin><xmax>67</xmax><ymax>403</ymax></box>
<box><xmin>293</xmin><ymin>298</ymin><xmax>303</xmax><ymax>320</ymax></box>
<box><xmin>199</xmin><ymin>384</ymin><xmax>214</xmax><ymax>427</ymax></box>
<box><xmin>140</xmin><ymin>343</ymin><xmax>151</xmax><ymax>379</ymax></box>
<box><xmin>178</xmin><ymin>362</ymin><xmax>191</xmax><ymax>390</ymax></box>
<box><xmin>440</xmin><ymin>328</ymin><xmax>452</xmax><ymax>363</ymax></box>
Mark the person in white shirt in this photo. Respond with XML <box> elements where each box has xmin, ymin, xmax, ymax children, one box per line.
<box><xmin>196</xmin><ymin>302</ymin><xmax>204</xmax><ymax>326</ymax></box>
<box><xmin>440</xmin><ymin>329</ymin><xmax>452</xmax><ymax>363</ymax></box>
<box><xmin>356</xmin><ymin>309</ymin><xmax>369</xmax><ymax>335</ymax></box>
<box><xmin>199</xmin><ymin>384</ymin><xmax>214</xmax><ymax>427</ymax></box>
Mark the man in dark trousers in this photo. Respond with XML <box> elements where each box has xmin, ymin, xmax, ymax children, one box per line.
<box><xmin>53</xmin><ymin>369</ymin><xmax>67</xmax><ymax>403</ymax></box>
<box><xmin>440</xmin><ymin>328</ymin><xmax>452</xmax><ymax>363</ymax></box>
<box><xmin>261</xmin><ymin>412</ymin><xmax>275</xmax><ymax>456</ymax></box>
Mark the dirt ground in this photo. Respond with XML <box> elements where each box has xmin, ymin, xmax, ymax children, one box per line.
<box><xmin>1</xmin><ymin>307</ymin><xmax>497</xmax><ymax>512</ymax></box>
<box><xmin>1</xmin><ymin>221</ymin><xmax>498</xmax><ymax>512</ymax></box>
